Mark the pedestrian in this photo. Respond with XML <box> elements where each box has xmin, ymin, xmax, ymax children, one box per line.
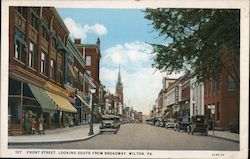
<box><xmin>24</xmin><ymin>112</ymin><xmax>30</xmax><ymax>135</ymax></box>
<box><xmin>28</xmin><ymin>111</ymin><xmax>34</xmax><ymax>134</ymax></box>
<box><xmin>38</xmin><ymin>114</ymin><xmax>45</xmax><ymax>134</ymax></box>
<box><xmin>31</xmin><ymin>116</ymin><xmax>36</xmax><ymax>135</ymax></box>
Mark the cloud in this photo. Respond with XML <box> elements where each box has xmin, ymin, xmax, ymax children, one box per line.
<box><xmin>64</xmin><ymin>17</ymin><xmax>108</xmax><ymax>41</ymax></box>
<box><xmin>100</xmin><ymin>41</ymin><xmax>182</xmax><ymax>115</ymax></box>
<box><xmin>102</xmin><ymin>41</ymin><xmax>153</xmax><ymax>67</ymax></box>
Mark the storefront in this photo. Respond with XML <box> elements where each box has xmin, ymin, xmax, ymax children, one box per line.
<box><xmin>75</xmin><ymin>90</ymin><xmax>90</xmax><ymax>125</ymax></box>
<box><xmin>8</xmin><ymin>77</ymin><xmax>57</xmax><ymax>135</ymax></box>
<box><xmin>44</xmin><ymin>82</ymin><xmax>77</xmax><ymax>128</ymax></box>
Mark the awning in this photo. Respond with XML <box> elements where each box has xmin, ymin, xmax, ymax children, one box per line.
<box><xmin>28</xmin><ymin>84</ymin><xmax>57</xmax><ymax>112</ymax></box>
<box><xmin>46</xmin><ymin>91</ymin><xmax>77</xmax><ymax>113</ymax></box>
<box><xmin>76</xmin><ymin>94</ymin><xmax>91</xmax><ymax>109</ymax></box>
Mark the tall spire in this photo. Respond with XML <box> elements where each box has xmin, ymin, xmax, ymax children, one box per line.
<box><xmin>116</xmin><ymin>64</ymin><xmax>123</xmax><ymax>92</ymax></box>
<box><xmin>118</xmin><ymin>64</ymin><xmax>121</xmax><ymax>84</ymax></box>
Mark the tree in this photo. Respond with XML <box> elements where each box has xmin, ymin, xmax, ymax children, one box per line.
<box><xmin>144</xmin><ymin>8</ymin><xmax>240</xmax><ymax>88</ymax></box>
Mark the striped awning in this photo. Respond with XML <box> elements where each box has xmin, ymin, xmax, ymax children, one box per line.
<box><xmin>28</xmin><ymin>84</ymin><xmax>57</xmax><ymax>112</ymax></box>
<box><xmin>46</xmin><ymin>91</ymin><xmax>77</xmax><ymax>113</ymax></box>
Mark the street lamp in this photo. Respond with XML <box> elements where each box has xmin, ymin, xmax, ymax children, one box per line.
<box><xmin>89</xmin><ymin>88</ymin><xmax>96</xmax><ymax>136</ymax></box>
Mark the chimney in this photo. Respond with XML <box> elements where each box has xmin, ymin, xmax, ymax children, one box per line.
<box><xmin>74</xmin><ymin>38</ymin><xmax>81</xmax><ymax>44</ymax></box>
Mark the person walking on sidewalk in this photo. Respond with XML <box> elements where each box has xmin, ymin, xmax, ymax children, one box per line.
<box><xmin>38</xmin><ymin>114</ymin><xmax>45</xmax><ymax>134</ymax></box>
<box><xmin>24</xmin><ymin>112</ymin><xmax>30</xmax><ymax>135</ymax></box>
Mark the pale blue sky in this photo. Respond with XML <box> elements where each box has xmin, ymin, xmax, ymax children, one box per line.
<box><xmin>56</xmin><ymin>8</ymin><xmax>175</xmax><ymax>114</ymax></box>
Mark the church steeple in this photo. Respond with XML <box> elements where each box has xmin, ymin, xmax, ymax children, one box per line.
<box><xmin>116</xmin><ymin>65</ymin><xmax>123</xmax><ymax>105</ymax></box>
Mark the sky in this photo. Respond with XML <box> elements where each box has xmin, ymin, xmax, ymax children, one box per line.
<box><xmin>57</xmin><ymin>8</ymin><xmax>181</xmax><ymax>115</ymax></box>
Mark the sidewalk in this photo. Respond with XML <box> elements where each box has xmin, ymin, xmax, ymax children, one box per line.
<box><xmin>208</xmin><ymin>130</ymin><xmax>239</xmax><ymax>142</ymax></box>
<box><xmin>8</xmin><ymin>124</ymin><xmax>100</xmax><ymax>144</ymax></box>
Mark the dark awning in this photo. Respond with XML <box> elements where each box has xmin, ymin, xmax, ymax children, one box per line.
<box><xmin>28</xmin><ymin>84</ymin><xmax>57</xmax><ymax>112</ymax></box>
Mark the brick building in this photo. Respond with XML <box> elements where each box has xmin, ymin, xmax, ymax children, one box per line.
<box><xmin>8</xmin><ymin>7</ymin><xmax>78</xmax><ymax>135</ymax></box>
<box><xmin>204</xmin><ymin>67</ymin><xmax>239</xmax><ymax>130</ymax></box>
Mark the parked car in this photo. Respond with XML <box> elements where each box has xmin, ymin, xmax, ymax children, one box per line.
<box><xmin>99</xmin><ymin>115</ymin><xmax>120</xmax><ymax>134</ymax></box>
<box><xmin>175</xmin><ymin>117</ymin><xmax>190</xmax><ymax>132</ymax></box>
<box><xmin>165</xmin><ymin>118</ymin><xmax>176</xmax><ymax>129</ymax></box>
<box><xmin>187</xmin><ymin>115</ymin><xmax>208</xmax><ymax>135</ymax></box>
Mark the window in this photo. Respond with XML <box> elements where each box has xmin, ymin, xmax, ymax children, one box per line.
<box><xmin>87</xmin><ymin>70</ymin><xmax>91</xmax><ymax>77</ymax></box>
<box><xmin>31</xmin><ymin>13</ymin><xmax>38</xmax><ymax>30</ymax></box>
<box><xmin>52</xmin><ymin>37</ymin><xmax>57</xmax><ymax>49</ymax></box>
<box><xmin>207</xmin><ymin>80</ymin><xmax>211</xmax><ymax>95</ymax></box>
<box><xmin>216</xmin><ymin>77</ymin><xmax>220</xmax><ymax>94</ymax></box>
<box><xmin>216</xmin><ymin>102</ymin><xmax>220</xmax><ymax>121</ymax></box>
<box><xmin>212</xmin><ymin>79</ymin><xmax>216</xmax><ymax>95</ymax></box>
<box><xmin>16</xmin><ymin>7</ymin><xmax>27</xmax><ymax>19</ymax></box>
<box><xmin>28</xmin><ymin>42</ymin><xmax>37</xmax><ymax>69</ymax></box>
<box><xmin>86</xmin><ymin>56</ymin><xmax>91</xmax><ymax>66</ymax></box>
<box><xmin>42</xmin><ymin>26</ymin><xmax>48</xmax><ymax>40</ymax></box>
<box><xmin>14</xmin><ymin>40</ymin><xmax>26</xmax><ymax>63</ymax></box>
<box><xmin>41</xmin><ymin>51</ymin><xmax>48</xmax><ymax>76</ymax></box>
<box><xmin>57</xmin><ymin>63</ymin><xmax>62</xmax><ymax>84</ymax></box>
<box><xmin>227</xmin><ymin>74</ymin><xmax>236</xmax><ymax>90</ymax></box>
<box><xmin>50</xmin><ymin>59</ymin><xmax>55</xmax><ymax>80</ymax></box>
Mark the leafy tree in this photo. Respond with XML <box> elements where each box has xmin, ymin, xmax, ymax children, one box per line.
<box><xmin>144</xmin><ymin>8</ymin><xmax>240</xmax><ymax>88</ymax></box>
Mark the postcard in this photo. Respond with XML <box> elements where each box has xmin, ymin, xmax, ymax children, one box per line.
<box><xmin>1</xmin><ymin>0</ymin><xmax>249</xmax><ymax>158</ymax></box>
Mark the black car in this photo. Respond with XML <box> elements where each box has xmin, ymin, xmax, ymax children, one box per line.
<box><xmin>187</xmin><ymin>115</ymin><xmax>208</xmax><ymax>135</ymax></box>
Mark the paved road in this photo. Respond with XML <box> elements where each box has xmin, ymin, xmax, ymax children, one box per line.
<box><xmin>9</xmin><ymin>123</ymin><xmax>239</xmax><ymax>150</ymax></box>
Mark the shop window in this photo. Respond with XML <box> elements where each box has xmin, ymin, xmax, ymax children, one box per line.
<box><xmin>23</xmin><ymin>83</ymin><xmax>34</xmax><ymax>98</ymax></box>
<box><xmin>16</xmin><ymin>7</ymin><xmax>27</xmax><ymax>19</ymax></box>
<box><xmin>41</xmin><ymin>51</ymin><xmax>48</xmax><ymax>76</ymax></box>
<box><xmin>9</xmin><ymin>78</ymin><xmax>21</xmax><ymax>95</ymax></box>
<box><xmin>8</xmin><ymin>97</ymin><xmax>21</xmax><ymax>124</ymax></box>
<box><xmin>227</xmin><ymin>74</ymin><xmax>236</xmax><ymax>91</ymax></box>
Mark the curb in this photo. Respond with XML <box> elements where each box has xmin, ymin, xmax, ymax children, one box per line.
<box><xmin>8</xmin><ymin>132</ymin><xmax>101</xmax><ymax>145</ymax></box>
<box><xmin>208</xmin><ymin>134</ymin><xmax>239</xmax><ymax>143</ymax></box>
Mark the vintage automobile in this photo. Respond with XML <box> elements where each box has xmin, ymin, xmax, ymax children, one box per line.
<box><xmin>99</xmin><ymin>115</ymin><xmax>121</xmax><ymax>134</ymax></box>
<box><xmin>165</xmin><ymin>118</ymin><xmax>176</xmax><ymax>129</ymax></box>
<box><xmin>187</xmin><ymin>115</ymin><xmax>208</xmax><ymax>136</ymax></box>
<box><xmin>174</xmin><ymin>117</ymin><xmax>190</xmax><ymax>132</ymax></box>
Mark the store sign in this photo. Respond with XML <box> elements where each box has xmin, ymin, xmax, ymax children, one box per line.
<box><xmin>44</xmin><ymin>81</ymin><xmax>70</xmax><ymax>97</ymax></box>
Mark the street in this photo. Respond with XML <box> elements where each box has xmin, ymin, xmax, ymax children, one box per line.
<box><xmin>9</xmin><ymin>123</ymin><xmax>239</xmax><ymax>150</ymax></box>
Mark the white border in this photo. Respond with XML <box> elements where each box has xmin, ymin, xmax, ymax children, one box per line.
<box><xmin>1</xmin><ymin>0</ymin><xmax>249</xmax><ymax>158</ymax></box>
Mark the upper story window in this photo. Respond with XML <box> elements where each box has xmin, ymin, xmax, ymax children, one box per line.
<box><xmin>216</xmin><ymin>77</ymin><xmax>220</xmax><ymax>94</ymax></box>
<box><xmin>31</xmin><ymin>13</ymin><xmax>38</xmax><ymax>30</ymax></box>
<box><xmin>28</xmin><ymin>41</ymin><xmax>37</xmax><ymax>69</ymax></box>
<box><xmin>42</xmin><ymin>26</ymin><xmax>48</xmax><ymax>40</ymax></box>
<box><xmin>86</xmin><ymin>70</ymin><xmax>91</xmax><ymax>77</ymax></box>
<box><xmin>16</xmin><ymin>7</ymin><xmax>27</xmax><ymax>19</ymax></box>
<box><xmin>14</xmin><ymin>40</ymin><xmax>26</xmax><ymax>64</ymax></box>
<box><xmin>52</xmin><ymin>37</ymin><xmax>57</xmax><ymax>49</ymax></box>
<box><xmin>50</xmin><ymin>59</ymin><xmax>56</xmax><ymax>80</ymax></box>
<box><xmin>227</xmin><ymin>74</ymin><xmax>236</xmax><ymax>91</ymax></box>
<box><xmin>57</xmin><ymin>62</ymin><xmax>63</xmax><ymax>84</ymax></box>
<box><xmin>41</xmin><ymin>51</ymin><xmax>48</xmax><ymax>76</ymax></box>
<box><xmin>86</xmin><ymin>56</ymin><xmax>91</xmax><ymax>66</ymax></box>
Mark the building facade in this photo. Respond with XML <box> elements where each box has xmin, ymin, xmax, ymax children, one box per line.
<box><xmin>9</xmin><ymin>7</ymin><xmax>78</xmax><ymax>135</ymax></box>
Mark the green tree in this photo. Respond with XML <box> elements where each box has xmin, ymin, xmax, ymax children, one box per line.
<box><xmin>144</xmin><ymin>8</ymin><xmax>240</xmax><ymax>88</ymax></box>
